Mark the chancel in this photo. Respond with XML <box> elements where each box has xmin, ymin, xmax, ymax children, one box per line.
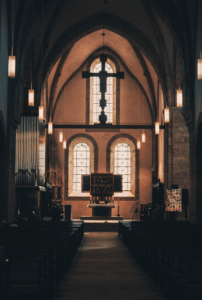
<box><xmin>81</xmin><ymin>173</ymin><xmax>123</xmax><ymax>220</ymax></box>
<box><xmin>1</xmin><ymin>0</ymin><xmax>202</xmax><ymax>299</ymax></box>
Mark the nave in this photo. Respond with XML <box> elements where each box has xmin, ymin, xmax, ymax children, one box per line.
<box><xmin>53</xmin><ymin>232</ymin><xmax>166</xmax><ymax>300</ymax></box>
<box><xmin>1</xmin><ymin>220</ymin><xmax>202</xmax><ymax>299</ymax></box>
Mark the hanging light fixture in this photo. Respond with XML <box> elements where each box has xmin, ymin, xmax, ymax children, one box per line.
<box><xmin>63</xmin><ymin>140</ymin><xmax>67</xmax><ymax>149</ymax></box>
<box><xmin>48</xmin><ymin>122</ymin><xmax>53</xmax><ymax>134</ymax></box>
<box><xmin>176</xmin><ymin>86</ymin><xmax>183</xmax><ymax>107</ymax></box>
<box><xmin>28</xmin><ymin>1</ymin><xmax>35</xmax><ymax>106</ymax></box>
<box><xmin>142</xmin><ymin>130</ymin><xmax>146</xmax><ymax>143</ymax></box>
<box><xmin>38</xmin><ymin>106</ymin><xmax>44</xmax><ymax>121</ymax></box>
<box><xmin>164</xmin><ymin>106</ymin><xmax>170</xmax><ymax>123</ymax></box>
<box><xmin>8</xmin><ymin>1</ymin><xmax>16</xmax><ymax>78</ymax></box>
<box><xmin>155</xmin><ymin>122</ymin><xmax>160</xmax><ymax>135</ymax></box>
<box><xmin>8</xmin><ymin>46</ymin><xmax>16</xmax><ymax>78</ymax></box>
<box><xmin>28</xmin><ymin>82</ymin><xmax>35</xmax><ymax>106</ymax></box>
<box><xmin>59</xmin><ymin>132</ymin><xmax>63</xmax><ymax>142</ymax></box>
<box><xmin>137</xmin><ymin>138</ymin><xmax>141</xmax><ymax>149</ymax></box>
<box><xmin>198</xmin><ymin>51</ymin><xmax>202</xmax><ymax>80</ymax></box>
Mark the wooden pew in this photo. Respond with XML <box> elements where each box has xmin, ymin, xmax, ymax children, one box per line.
<box><xmin>119</xmin><ymin>221</ymin><xmax>202</xmax><ymax>300</ymax></box>
<box><xmin>0</xmin><ymin>220</ymin><xmax>84</xmax><ymax>300</ymax></box>
<box><xmin>7</xmin><ymin>257</ymin><xmax>46</xmax><ymax>300</ymax></box>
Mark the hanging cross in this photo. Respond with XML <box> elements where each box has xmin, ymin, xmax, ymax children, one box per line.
<box><xmin>82</xmin><ymin>54</ymin><xmax>124</xmax><ymax>125</ymax></box>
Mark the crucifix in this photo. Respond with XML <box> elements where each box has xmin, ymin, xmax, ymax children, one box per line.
<box><xmin>82</xmin><ymin>54</ymin><xmax>124</xmax><ymax>125</ymax></box>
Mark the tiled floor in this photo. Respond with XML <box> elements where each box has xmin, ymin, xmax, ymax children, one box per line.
<box><xmin>53</xmin><ymin>232</ymin><xmax>167</xmax><ymax>300</ymax></box>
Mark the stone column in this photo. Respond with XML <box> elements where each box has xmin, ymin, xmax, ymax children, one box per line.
<box><xmin>189</xmin><ymin>126</ymin><xmax>197</xmax><ymax>223</ymax></box>
<box><xmin>5</xmin><ymin>76</ymin><xmax>24</xmax><ymax>223</ymax></box>
<box><xmin>4</xmin><ymin>122</ymin><xmax>18</xmax><ymax>222</ymax></box>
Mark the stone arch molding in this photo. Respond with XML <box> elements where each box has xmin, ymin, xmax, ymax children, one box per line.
<box><xmin>64</xmin><ymin>133</ymin><xmax>98</xmax><ymax>198</ymax></box>
<box><xmin>52</xmin><ymin>46</ymin><xmax>154</xmax><ymax>126</ymax></box>
<box><xmin>42</xmin><ymin>12</ymin><xmax>166</xmax><ymax>95</ymax></box>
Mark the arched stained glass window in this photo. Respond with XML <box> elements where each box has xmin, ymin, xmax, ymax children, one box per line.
<box><xmin>92</xmin><ymin>61</ymin><xmax>114</xmax><ymax>124</ymax></box>
<box><xmin>114</xmin><ymin>143</ymin><xmax>131</xmax><ymax>191</ymax></box>
<box><xmin>73</xmin><ymin>143</ymin><xmax>90</xmax><ymax>191</ymax></box>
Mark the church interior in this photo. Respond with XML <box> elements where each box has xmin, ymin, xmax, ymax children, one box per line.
<box><xmin>1</xmin><ymin>0</ymin><xmax>202</xmax><ymax>299</ymax></box>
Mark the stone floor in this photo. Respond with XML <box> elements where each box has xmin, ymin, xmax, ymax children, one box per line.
<box><xmin>53</xmin><ymin>232</ymin><xmax>167</xmax><ymax>300</ymax></box>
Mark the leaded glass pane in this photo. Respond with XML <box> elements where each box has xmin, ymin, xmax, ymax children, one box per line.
<box><xmin>73</xmin><ymin>143</ymin><xmax>90</xmax><ymax>191</ymax></box>
<box><xmin>114</xmin><ymin>143</ymin><xmax>131</xmax><ymax>191</ymax></box>
<box><xmin>92</xmin><ymin>62</ymin><xmax>114</xmax><ymax>123</ymax></box>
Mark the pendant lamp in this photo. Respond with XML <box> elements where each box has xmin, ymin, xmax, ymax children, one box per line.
<box><xmin>164</xmin><ymin>107</ymin><xmax>170</xmax><ymax>123</ymax></box>
<box><xmin>176</xmin><ymin>87</ymin><xmax>183</xmax><ymax>107</ymax></box>
<box><xmin>28</xmin><ymin>82</ymin><xmax>35</xmax><ymax>106</ymax></box>
<box><xmin>8</xmin><ymin>46</ymin><xmax>16</xmax><ymax>78</ymax></box>
<box><xmin>142</xmin><ymin>130</ymin><xmax>146</xmax><ymax>143</ymax></box>
<box><xmin>155</xmin><ymin>122</ymin><xmax>160</xmax><ymax>135</ymax></box>
<box><xmin>198</xmin><ymin>51</ymin><xmax>202</xmax><ymax>80</ymax></box>
<box><xmin>59</xmin><ymin>132</ymin><xmax>63</xmax><ymax>142</ymax></box>
<box><xmin>48</xmin><ymin>122</ymin><xmax>53</xmax><ymax>134</ymax></box>
<box><xmin>137</xmin><ymin>139</ymin><xmax>141</xmax><ymax>149</ymax></box>
<box><xmin>63</xmin><ymin>140</ymin><xmax>67</xmax><ymax>149</ymax></box>
<box><xmin>38</xmin><ymin>106</ymin><xmax>44</xmax><ymax>121</ymax></box>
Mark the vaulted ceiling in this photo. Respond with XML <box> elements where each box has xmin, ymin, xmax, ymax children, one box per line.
<box><xmin>14</xmin><ymin>0</ymin><xmax>196</xmax><ymax>119</ymax></box>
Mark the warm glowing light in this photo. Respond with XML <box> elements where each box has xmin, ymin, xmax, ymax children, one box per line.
<box><xmin>198</xmin><ymin>51</ymin><xmax>202</xmax><ymax>80</ymax></box>
<box><xmin>155</xmin><ymin>122</ymin><xmax>160</xmax><ymax>135</ymax></box>
<box><xmin>8</xmin><ymin>55</ymin><xmax>16</xmax><ymax>78</ymax></box>
<box><xmin>38</xmin><ymin>106</ymin><xmax>44</xmax><ymax>121</ymax></box>
<box><xmin>28</xmin><ymin>89</ymin><xmax>34</xmax><ymax>106</ymax></box>
<box><xmin>176</xmin><ymin>88</ymin><xmax>183</xmax><ymax>107</ymax></box>
<box><xmin>59</xmin><ymin>132</ymin><xmax>63</xmax><ymax>142</ymax></box>
<box><xmin>142</xmin><ymin>131</ymin><xmax>146</xmax><ymax>143</ymax></box>
<box><xmin>137</xmin><ymin>139</ymin><xmax>141</xmax><ymax>149</ymax></box>
<box><xmin>48</xmin><ymin>122</ymin><xmax>53</xmax><ymax>134</ymax></box>
<box><xmin>164</xmin><ymin>107</ymin><xmax>170</xmax><ymax>123</ymax></box>
<box><xmin>63</xmin><ymin>140</ymin><xmax>67</xmax><ymax>149</ymax></box>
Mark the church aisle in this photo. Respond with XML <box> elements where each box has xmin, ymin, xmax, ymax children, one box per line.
<box><xmin>53</xmin><ymin>232</ymin><xmax>166</xmax><ymax>300</ymax></box>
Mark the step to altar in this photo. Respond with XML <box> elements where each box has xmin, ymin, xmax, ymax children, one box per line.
<box><xmin>83</xmin><ymin>222</ymin><xmax>119</xmax><ymax>232</ymax></box>
<box><xmin>80</xmin><ymin>218</ymin><xmax>123</xmax><ymax>232</ymax></box>
<box><xmin>80</xmin><ymin>216</ymin><xmax>123</xmax><ymax>221</ymax></box>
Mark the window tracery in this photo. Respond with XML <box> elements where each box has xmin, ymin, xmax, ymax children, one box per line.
<box><xmin>89</xmin><ymin>57</ymin><xmax>117</xmax><ymax>125</ymax></box>
<box><xmin>73</xmin><ymin>143</ymin><xmax>90</xmax><ymax>192</ymax></box>
<box><xmin>114</xmin><ymin>143</ymin><xmax>131</xmax><ymax>191</ymax></box>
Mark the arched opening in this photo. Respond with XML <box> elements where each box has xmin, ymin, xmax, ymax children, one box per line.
<box><xmin>66</xmin><ymin>135</ymin><xmax>98</xmax><ymax>198</ymax></box>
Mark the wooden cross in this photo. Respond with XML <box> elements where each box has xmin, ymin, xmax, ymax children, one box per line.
<box><xmin>82</xmin><ymin>54</ymin><xmax>124</xmax><ymax>125</ymax></box>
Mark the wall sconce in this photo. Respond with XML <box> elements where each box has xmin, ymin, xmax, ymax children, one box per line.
<box><xmin>63</xmin><ymin>140</ymin><xmax>67</xmax><ymax>149</ymax></box>
<box><xmin>137</xmin><ymin>138</ymin><xmax>141</xmax><ymax>149</ymax></box>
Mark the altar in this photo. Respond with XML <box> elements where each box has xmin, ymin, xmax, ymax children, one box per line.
<box><xmin>82</xmin><ymin>173</ymin><xmax>123</xmax><ymax>220</ymax></box>
<box><xmin>87</xmin><ymin>203</ymin><xmax>116</xmax><ymax>216</ymax></box>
